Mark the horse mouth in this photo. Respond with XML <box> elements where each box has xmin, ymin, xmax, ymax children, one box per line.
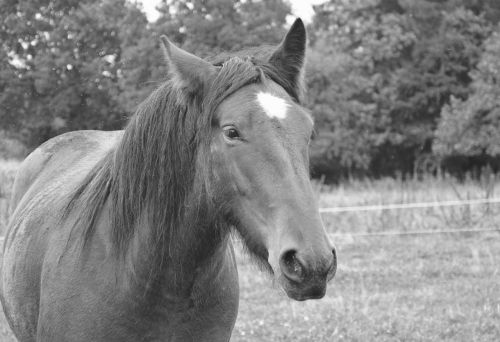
<box><xmin>280</xmin><ymin>275</ymin><xmax>329</xmax><ymax>301</ymax></box>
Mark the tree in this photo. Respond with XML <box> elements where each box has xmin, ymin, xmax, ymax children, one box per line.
<box><xmin>387</xmin><ymin>6</ymin><xmax>490</xmax><ymax>171</ymax></box>
<box><xmin>0</xmin><ymin>0</ymin><xmax>150</xmax><ymax>147</ymax></box>
<box><xmin>434</xmin><ymin>30</ymin><xmax>500</xmax><ymax>158</ymax></box>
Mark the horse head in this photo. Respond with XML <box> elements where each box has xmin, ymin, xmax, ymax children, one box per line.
<box><xmin>160</xmin><ymin>19</ymin><xmax>336</xmax><ymax>301</ymax></box>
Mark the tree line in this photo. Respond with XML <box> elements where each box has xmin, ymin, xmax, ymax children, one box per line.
<box><xmin>1</xmin><ymin>0</ymin><xmax>500</xmax><ymax>181</ymax></box>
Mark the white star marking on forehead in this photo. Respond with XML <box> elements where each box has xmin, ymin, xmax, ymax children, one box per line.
<box><xmin>256</xmin><ymin>91</ymin><xmax>290</xmax><ymax>120</ymax></box>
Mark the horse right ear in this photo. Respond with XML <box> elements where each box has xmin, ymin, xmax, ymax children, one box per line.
<box><xmin>269</xmin><ymin>18</ymin><xmax>306</xmax><ymax>100</ymax></box>
<box><xmin>160</xmin><ymin>35</ymin><xmax>216</xmax><ymax>90</ymax></box>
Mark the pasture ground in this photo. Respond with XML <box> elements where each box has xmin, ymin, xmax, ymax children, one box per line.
<box><xmin>0</xmin><ymin>160</ymin><xmax>499</xmax><ymax>341</ymax></box>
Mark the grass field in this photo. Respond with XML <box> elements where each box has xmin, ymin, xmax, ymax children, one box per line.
<box><xmin>0</xmin><ymin>160</ymin><xmax>499</xmax><ymax>341</ymax></box>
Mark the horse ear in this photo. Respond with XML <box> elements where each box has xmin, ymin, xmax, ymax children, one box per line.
<box><xmin>269</xmin><ymin>18</ymin><xmax>306</xmax><ymax>99</ymax></box>
<box><xmin>160</xmin><ymin>35</ymin><xmax>215</xmax><ymax>89</ymax></box>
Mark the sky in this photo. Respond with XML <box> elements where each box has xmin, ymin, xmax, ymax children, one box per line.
<box><xmin>139</xmin><ymin>0</ymin><xmax>327</xmax><ymax>23</ymax></box>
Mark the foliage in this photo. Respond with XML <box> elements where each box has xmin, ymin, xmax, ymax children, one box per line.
<box><xmin>307</xmin><ymin>0</ymin><xmax>416</xmax><ymax>180</ymax></box>
<box><xmin>307</xmin><ymin>0</ymin><xmax>495</xmax><ymax>180</ymax></box>
<box><xmin>154</xmin><ymin>0</ymin><xmax>290</xmax><ymax>57</ymax></box>
<box><xmin>434</xmin><ymin>30</ymin><xmax>500</xmax><ymax>157</ymax></box>
<box><xmin>1</xmin><ymin>0</ymin><xmax>500</xmax><ymax>180</ymax></box>
<box><xmin>0</xmin><ymin>0</ymin><xmax>151</xmax><ymax>147</ymax></box>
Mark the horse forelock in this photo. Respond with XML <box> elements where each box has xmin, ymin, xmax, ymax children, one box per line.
<box><xmin>209</xmin><ymin>46</ymin><xmax>304</xmax><ymax>103</ymax></box>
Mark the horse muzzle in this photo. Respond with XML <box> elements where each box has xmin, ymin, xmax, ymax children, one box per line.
<box><xmin>278</xmin><ymin>247</ymin><xmax>337</xmax><ymax>301</ymax></box>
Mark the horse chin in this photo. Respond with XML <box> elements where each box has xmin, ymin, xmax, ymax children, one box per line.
<box><xmin>279</xmin><ymin>275</ymin><xmax>328</xmax><ymax>301</ymax></box>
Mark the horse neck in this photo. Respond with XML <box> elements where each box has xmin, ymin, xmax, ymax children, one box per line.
<box><xmin>111</xmin><ymin>106</ymin><xmax>230</xmax><ymax>295</ymax></box>
<box><xmin>123</xmin><ymin>198</ymin><xmax>231</xmax><ymax>297</ymax></box>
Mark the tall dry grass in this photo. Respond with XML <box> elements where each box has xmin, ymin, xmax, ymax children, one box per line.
<box><xmin>0</xmin><ymin>159</ymin><xmax>20</xmax><ymax>234</ymax></box>
<box><xmin>314</xmin><ymin>173</ymin><xmax>500</xmax><ymax>236</ymax></box>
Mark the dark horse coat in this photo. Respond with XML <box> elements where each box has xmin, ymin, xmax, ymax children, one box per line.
<box><xmin>1</xmin><ymin>19</ymin><xmax>336</xmax><ymax>341</ymax></box>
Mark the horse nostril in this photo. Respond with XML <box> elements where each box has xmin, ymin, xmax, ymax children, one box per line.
<box><xmin>328</xmin><ymin>247</ymin><xmax>337</xmax><ymax>280</ymax></box>
<box><xmin>279</xmin><ymin>249</ymin><xmax>305</xmax><ymax>283</ymax></box>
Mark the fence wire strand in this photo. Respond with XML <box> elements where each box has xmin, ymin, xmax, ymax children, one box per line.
<box><xmin>319</xmin><ymin>197</ymin><xmax>500</xmax><ymax>213</ymax></box>
<box><xmin>329</xmin><ymin>227</ymin><xmax>500</xmax><ymax>238</ymax></box>
<box><xmin>321</xmin><ymin>197</ymin><xmax>500</xmax><ymax>237</ymax></box>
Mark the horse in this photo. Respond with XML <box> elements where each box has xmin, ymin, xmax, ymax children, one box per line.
<box><xmin>0</xmin><ymin>18</ymin><xmax>336</xmax><ymax>341</ymax></box>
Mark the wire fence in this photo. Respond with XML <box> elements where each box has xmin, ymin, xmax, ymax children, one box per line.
<box><xmin>321</xmin><ymin>197</ymin><xmax>500</xmax><ymax>237</ymax></box>
<box><xmin>1</xmin><ymin>198</ymin><xmax>499</xmax><ymax>243</ymax></box>
<box><xmin>319</xmin><ymin>197</ymin><xmax>500</xmax><ymax>213</ymax></box>
<box><xmin>328</xmin><ymin>227</ymin><xmax>500</xmax><ymax>238</ymax></box>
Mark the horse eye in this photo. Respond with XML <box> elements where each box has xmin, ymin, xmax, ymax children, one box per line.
<box><xmin>223</xmin><ymin>127</ymin><xmax>240</xmax><ymax>140</ymax></box>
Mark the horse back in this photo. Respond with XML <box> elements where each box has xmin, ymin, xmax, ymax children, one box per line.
<box><xmin>9</xmin><ymin>130</ymin><xmax>122</xmax><ymax>212</ymax></box>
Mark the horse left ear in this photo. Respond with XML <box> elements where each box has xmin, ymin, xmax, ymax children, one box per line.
<box><xmin>160</xmin><ymin>35</ymin><xmax>216</xmax><ymax>90</ymax></box>
<box><xmin>269</xmin><ymin>18</ymin><xmax>306</xmax><ymax>99</ymax></box>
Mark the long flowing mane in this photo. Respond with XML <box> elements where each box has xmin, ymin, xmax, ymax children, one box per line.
<box><xmin>64</xmin><ymin>48</ymin><xmax>300</xmax><ymax>278</ymax></box>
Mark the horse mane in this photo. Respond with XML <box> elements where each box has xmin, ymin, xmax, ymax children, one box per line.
<box><xmin>64</xmin><ymin>46</ymin><xmax>299</xmax><ymax>273</ymax></box>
